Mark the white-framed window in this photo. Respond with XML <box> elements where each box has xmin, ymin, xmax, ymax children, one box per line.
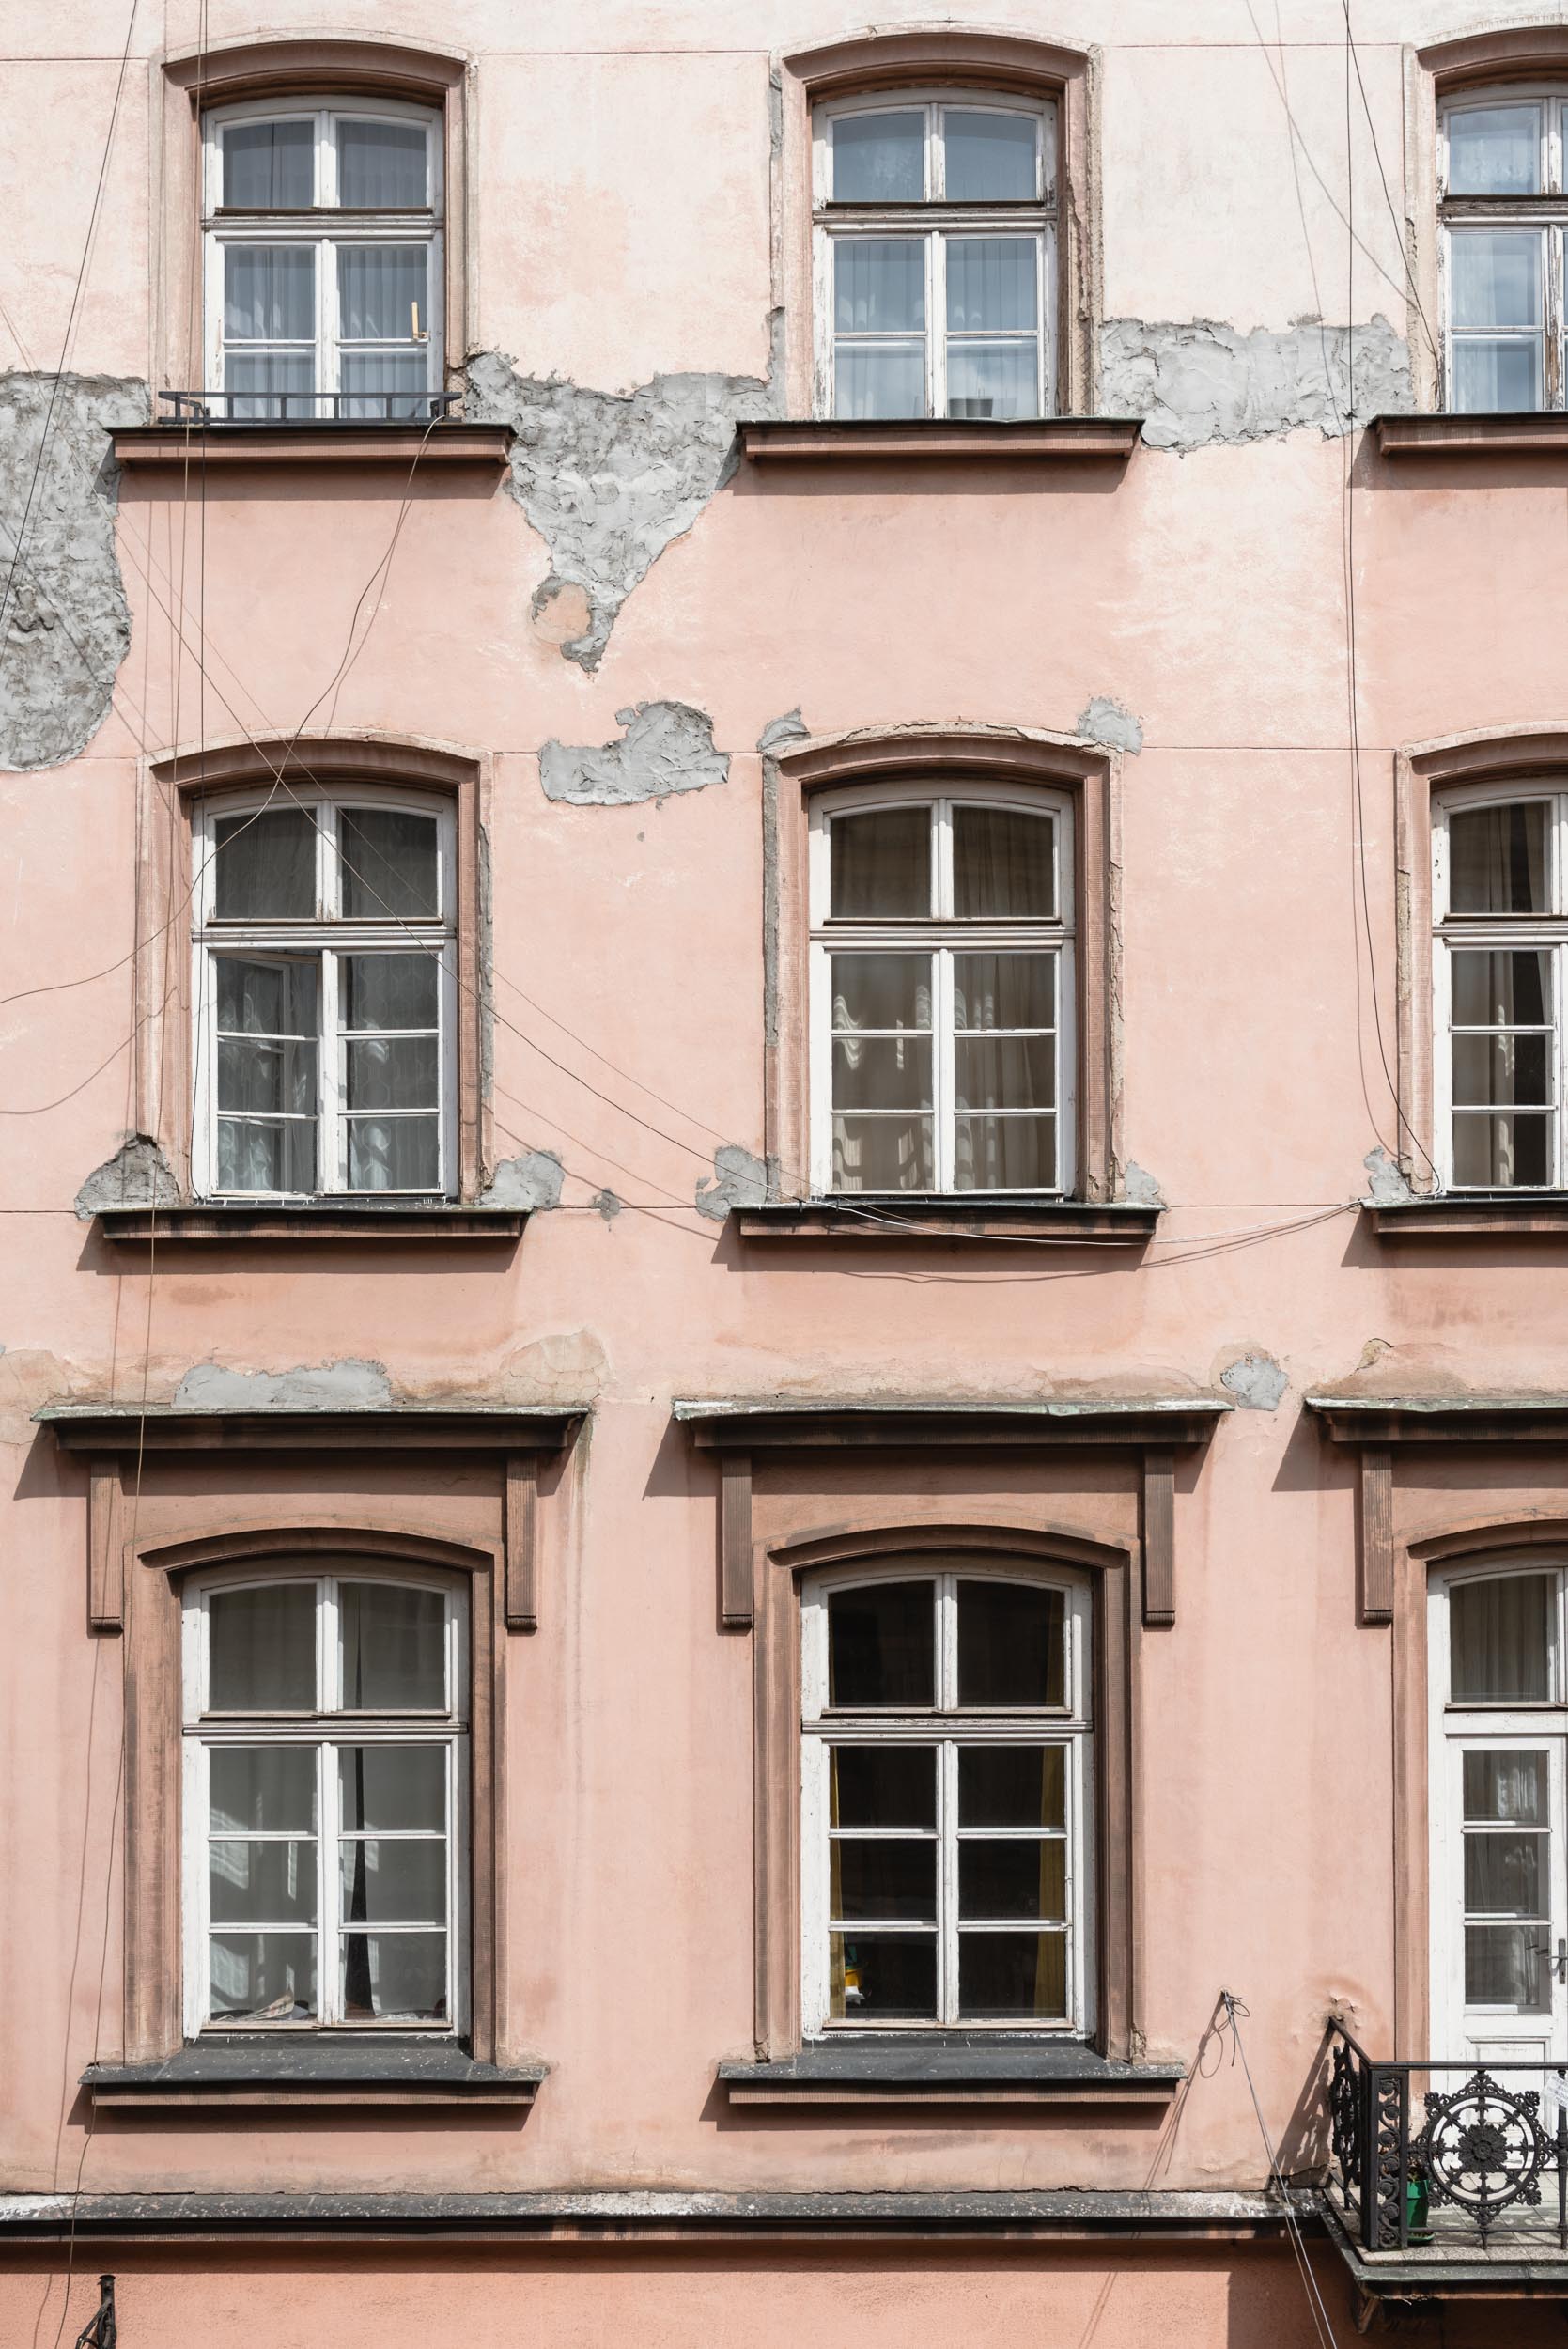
<box><xmin>202</xmin><ymin>96</ymin><xmax>443</xmax><ymax>419</ymax></box>
<box><xmin>180</xmin><ymin>1565</ymin><xmax>468</xmax><ymax>2035</ymax></box>
<box><xmin>1432</xmin><ymin>783</ymin><xmax>1568</xmax><ymax>1188</ymax></box>
<box><xmin>1438</xmin><ymin>89</ymin><xmax>1568</xmax><ymax>411</ymax></box>
<box><xmin>191</xmin><ymin>786</ymin><xmax>458</xmax><ymax>1199</ymax></box>
<box><xmin>812</xmin><ymin>91</ymin><xmax>1057</xmax><ymax>420</ymax></box>
<box><xmin>808</xmin><ymin>781</ymin><xmax>1074</xmax><ymax>1194</ymax></box>
<box><xmin>1428</xmin><ymin>1560</ymin><xmax>1568</xmax><ymax>2061</ymax></box>
<box><xmin>800</xmin><ymin>1562</ymin><xmax>1094</xmax><ymax>2036</ymax></box>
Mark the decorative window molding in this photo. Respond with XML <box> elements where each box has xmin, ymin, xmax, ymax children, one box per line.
<box><xmin>778</xmin><ymin>32</ymin><xmax>1098</xmax><ymax>422</ymax></box>
<box><xmin>763</xmin><ymin>731</ymin><xmax>1122</xmax><ymax>1215</ymax></box>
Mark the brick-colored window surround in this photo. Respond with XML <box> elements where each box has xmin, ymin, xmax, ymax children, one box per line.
<box><xmin>779</xmin><ymin>32</ymin><xmax>1098</xmax><ymax>425</ymax></box>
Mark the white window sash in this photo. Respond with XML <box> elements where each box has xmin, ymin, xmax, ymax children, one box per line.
<box><xmin>1437</xmin><ymin>85</ymin><xmax>1568</xmax><ymax>412</ymax></box>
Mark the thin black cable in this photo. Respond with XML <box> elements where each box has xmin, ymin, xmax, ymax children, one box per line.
<box><xmin>1341</xmin><ymin>0</ymin><xmax>1439</xmax><ymax>366</ymax></box>
<box><xmin>1218</xmin><ymin>1995</ymin><xmax>1342</xmax><ymax>2349</ymax></box>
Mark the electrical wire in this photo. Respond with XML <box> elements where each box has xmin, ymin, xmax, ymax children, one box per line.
<box><xmin>1218</xmin><ymin>1995</ymin><xmax>1343</xmax><ymax>2349</ymax></box>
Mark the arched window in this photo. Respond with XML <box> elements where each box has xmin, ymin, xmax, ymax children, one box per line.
<box><xmin>180</xmin><ymin>1563</ymin><xmax>468</xmax><ymax>2036</ymax></box>
<box><xmin>1437</xmin><ymin>87</ymin><xmax>1567</xmax><ymax>412</ymax></box>
<box><xmin>800</xmin><ymin>1560</ymin><xmax>1093</xmax><ymax>2036</ymax></box>
<box><xmin>809</xmin><ymin>779</ymin><xmax>1073</xmax><ymax>1193</ymax></box>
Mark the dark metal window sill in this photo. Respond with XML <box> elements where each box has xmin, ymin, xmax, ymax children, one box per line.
<box><xmin>1363</xmin><ymin>1192</ymin><xmax>1568</xmax><ymax>1239</ymax></box>
<box><xmin>95</xmin><ymin>1203</ymin><xmax>529</xmax><ymax>1246</ymax></box>
<box><xmin>739</xmin><ymin>417</ymin><xmax>1142</xmax><ymax>465</ymax></box>
<box><xmin>716</xmin><ymin>2038</ymin><xmax>1185</xmax><ymax>2108</ymax></box>
<box><xmin>82</xmin><ymin>2040</ymin><xmax>547</xmax><ymax>2110</ymax></box>
<box><xmin>1373</xmin><ymin>412</ymin><xmax>1568</xmax><ymax>459</ymax></box>
<box><xmin>735</xmin><ymin>1197</ymin><xmax>1159</xmax><ymax>1245</ymax></box>
<box><xmin>110</xmin><ymin>422</ymin><xmax>512</xmax><ymax>470</ymax></box>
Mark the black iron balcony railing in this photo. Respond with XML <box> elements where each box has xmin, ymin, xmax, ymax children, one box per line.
<box><xmin>1327</xmin><ymin>2019</ymin><xmax>1568</xmax><ymax>2253</ymax></box>
<box><xmin>157</xmin><ymin>390</ymin><xmax>462</xmax><ymax>424</ymax></box>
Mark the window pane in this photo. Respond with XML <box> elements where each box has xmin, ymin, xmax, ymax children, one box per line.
<box><xmin>216</xmin><ymin>956</ymin><xmax>318</xmax><ymax>1038</ymax></box>
<box><xmin>337</xmin><ymin>245</ymin><xmax>427</xmax><ymax>342</ymax></box>
<box><xmin>340</xmin><ymin>811</ymin><xmax>440</xmax><ymax>919</ymax></box>
<box><xmin>337</xmin><ymin>117</ymin><xmax>428</xmax><ymax>208</ymax></box>
<box><xmin>946</xmin><ymin>341</ymin><xmax>1039</xmax><ymax>420</ymax></box>
<box><xmin>833</xmin><ymin>1035</ymin><xmax>933</xmax><ymax>1112</ymax></box>
<box><xmin>944</xmin><ymin>110</ymin><xmax>1038</xmax><ymax>201</ymax></box>
<box><xmin>1452</xmin><ymin>1112</ymin><xmax>1553</xmax><ymax>1187</ymax></box>
<box><xmin>832</xmin><ymin>1840</ymin><xmax>937</xmax><ymax>1922</ymax></box>
<box><xmin>834</xmin><ymin>341</ymin><xmax>925</xmax><ymax>419</ymax></box>
<box><xmin>832</xmin><ymin>1114</ymin><xmax>936</xmax><ymax>1191</ymax></box>
<box><xmin>340</xmin><ymin>1837</ymin><xmax>447</xmax><ymax>1924</ymax></box>
<box><xmin>342</xmin><ymin>953</ymin><xmax>440</xmax><ymax>1032</ymax></box>
<box><xmin>1449</xmin><ymin>801</ymin><xmax>1549</xmax><ymax>914</ymax></box>
<box><xmin>210</xmin><ymin>1931</ymin><xmax>318</xmax><ymax>2019</ymax></box>
<box><xmin>954</xmin><ymin>953</ymin><xmax>1054</xmax><ymax>1032</ymax></box>
<box><xmin>341</xmin><ymin>1931</ymin><xmax>446</xmax><ymax>2021</ymax></box>
<box><xmin>831</xmin><ymin>952</ymin><xmax>932</xmax><ymax>1033</ymax></box>
<box><xmin>831</xmin><ymin>110</ymin><xmax>924</xmax><ymax>203</ymax></box>
<box><xmin>831</xmin><ymin>1745</ymin><xmax>936</xmax><ymax>1828</ymax></box>
<box><xmin>208</xmin><ymin>1582</ymin><xmax>317</xmax><ymax>1710</ymax></box>
<box><xmin>222</xmin><ymin>118</ymin><xmax>314</xmax><ymax>210</ymax></box>
<box><xmin>831</xmin><ymin>808</ymin><xmax>931</xmax><ymax>917</ymax></box>
<box><xmin>346</xmin><ymin>1114</ymin><xmax>442</xmax><ymax>1191</ymax></box>
<box><xmin>960</xmin><ymin>1746</ymin><xmax>1065</xmax><ymax>1829</ymax></box>
<box><xmin>339</xmin><ymin>1582</ymin><xmax>446</xmax><ymax>1710</ymax></box>
<box><xmin>1466</xmin><ymin>1923</ymin><xmax>1549</xmax><ymax>2009</ymax></box>
<box><xmin>1452</xmin><ymin>949</ymin><xmax>1551</xmax><ymax>1028</ymax></box>
<box><xmin>213</xmin><ymin>808</ymin><xmax>316</xmax><ymax>918</ymax></box>
<box><xmin>830</xmin><ymin>1930</ymin><xmax>937</xmax><ymax>2020</ymax></box>
<box><xmin>955</xmin><ymin>1036</ymin><xmax>1056</xmax><ymax>1112</ymax></box>
<box><xmin>834</xmin><ymin>239</ymin><xmax>924</xmax><ymax>333</ymax></box>
<box><xmin>955</xmin><ymin>1116</ymin><xmax>1056</xmax><ymax>1192</ymax></box>
<box><xmin>1465</xmin><ymin>1749</ymin><xmax>1545</xmax><ymax>1825</ymax></box>
<box><xmin>1452</xmin><ymin>338</ymin><xmax>1544</xmax><ymax>412</ymax></box>
<box><xmin>957</xmin><ymin>1579</ymin><xmax>1065</xmax><ymax>1706</ymax></box>
<box><xmin>829</xmin><ymin>1579</ymin><xmax>935</xmax><ymax>1707</ymax></box>
<box><xmin>217</xmin><ymin>1115</ymin><xmax>318</xmax><ymax>1193</ymax></box>
<box><xmin>952</xmin><ymin>806</ymin><xmax>1055</xmax><ymax>917</ymax></box>
<box><xmin>1452</xmin><ymin>1033</ymin><xmax>1550</xmax><ymax>1108</ymax></box>
<box><xmin>1451</xmin><ymin>231</ymin><xmax>1543</xmax><ymax>329</ymax></box>
<box><xmin>340</xmin><ymin>353</ymin><xmax>434</xmax><ymax>420</ymax></box>
<box><xmin>217</xmin><ymin>1034</ymin><xmax>318</xmax><ymax>1117</ymax></box>
<box><xmin>1465</xmin><ymin>1830</ymin><xmax>1545</xmax><ymax>1918</ymax></box>
<box><xmin>959</xmin><ymin>1930</ymin><xmax>1066</xmax><ymax>2020</ymax></box>
<box><xmin>224</xmin><ymin>244</ymin><xmax>315</xmax><ymax>341</ymax></box>
<box><xmin>1450</xmin><ymin>1574</ymin><xmax>1553</xmax><ymax>1702</ymax></box>
<box><xmin>345</xmin><ymin>1035</ymin><xmax>440</xmax><ymax>1112</ymax></box>
<box><xmin>959</xmin><ymin>1839</ymin><xmax>1066</xmax><ymax>1922</ymax></box>
<box><xmin>209</xmin><ymin>1840</ymin><xmax>318</xmax><ymax>1927</ymax></box>
<box><xmin>1447</xmin><ymin>105</ymin><xmax>1541</xmax><ymax>196</ymax></box>
<box><xmin>222</xmin><ymin>351</ymin><xmax>317</xmax><ymax>418</ymax></box>
<box><xmin>947</xmin><ymin>238</ymin><xmax>1037</xmax><ymax>332</ymax></box>
<box><xmin>338</xmin><ymin>1742</ymin><xmax>446</xmax><ymax>1832</ymax></box>
<box><xmin>210</xmin><ymin>1746</ymin><xmax>318</xmax><ymax>1835</ymax></box>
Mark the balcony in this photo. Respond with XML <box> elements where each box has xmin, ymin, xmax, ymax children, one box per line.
<box><xmin>1323</xmin><ymin>2022</ymin><xmax>1568</xmax><ymax>2305</ymax></box>
<box><xmin>110</xmin><ymin>390</ymin><xmax>512</xmax><ymax>474</ymax></box>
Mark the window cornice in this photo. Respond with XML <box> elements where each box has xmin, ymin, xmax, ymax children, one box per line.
<box><xmin>150</xmin><ymin>733</ymin><xmax>479</xmax><ymax>800</ymax></box>
<box><xmin>164</xmin><ymin>36</ymin><xmax>469</xmax><ymax>110</ymax></box>
<box><xmin>1418</xmin><ymin>25</ymin><xmax>1568</xmax><ymax>96</ymax></box>
<box><xmin>784</xmin><ymin>28</ymin><xmax>1088</xmax><ymax>104</ymax></box>
<box><xmin>773</xmin><ymin>726</ymin><xmax>1111</xmax><ymax>793</ymax></box>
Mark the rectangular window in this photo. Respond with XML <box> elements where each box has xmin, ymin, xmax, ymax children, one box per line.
<box><xmin>193</xmin><ymin>790</ymin><xmax>458</xmax><ymax>1198</ymax></box>
<box><xmin>180</xmin><ymin>1571</ymin><xmax>467</xmax><ymax>2036</ymax></box>
<box><xmin>800</xmin><ymin>1567</ymin><xmax>1093</xmax><ymax>2036</ymax></box>
<box><xmin>1439</xmin><ymin>92</ymin><xmax>1567</xmax><ymax>412</ymax></box>
<box><xmin>813</xmin><ymin>95</ymin><xmax>1056</xmax><ymax>419</ymax></box>
<box><xmin>203</xmin><ymin>100</ymin><xmax>443</xmax><ymax>419</ymax></box>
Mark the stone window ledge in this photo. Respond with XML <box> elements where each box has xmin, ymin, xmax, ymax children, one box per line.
<box><xmin>94</xmin><ymin>1204</ymin><xmax>529</xmax><ymax>1247</ymax></box>
<box><xmin>82</xmin><ymin>2040</ymin><xmax>548</xmax><ymax>2110</ymax></box>
<box><xmin>1363</xmin><ymin>1193</ymin><xmax>1568</xmax><ymax>1239</ymax></box>
<box><xmin>1373</xmin><ymin>412</ymin><xmax>1568</xmax><ymax>459</ymax></box>
<box><xmin>736</xmin><ymin>1197</ymin><xmax>1159</xmax><ymax>1245</ymax></box>
<box><xmin>739</xmin><ymin>418</ymin><xmax>1142</xmax><ymax>465</ymax></box>
<box><xmin>716</xmin><ymin>2039</ymin><xmax>1185</xmax><ymax>2108</ymax></box>
<box><xmin>111</xmin><ymin>423</ymin><xmax>512</xmax><ymax>471</ymax></box>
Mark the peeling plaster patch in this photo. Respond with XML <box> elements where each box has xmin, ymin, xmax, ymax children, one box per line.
<box><xmin>1076</xmin><ymin>696</ymin><xmax>1142</xmax><ymax>756</ymax></box>
<box><xmin>1122</xmin><ymin>1161</ymin><xmax>1165</xmax><ymax>1206</ymax></box>
<box><xmin>529</xmin><ymin>577</ymin><xmax>594</xmax><ymax>648</ymax></box>
<box><xmin>1362</xmin><ymin>1145</ymin><xmax>1414</xmax><ymax>1206</ymax></box>
<box><xmin>73</xmin><ymin>1135</ymin><xmax>179</xmax><ymax>1221</ymax></box>
<box><xmin>1219</xmin><ymin>1350</ymin><xmax>1288</xmax><ymax>1412</ymax></box>
<box><xmin>481</xmin><ymin>1149</ymin><xmax>565</xmax><ymax>1211</ymax></box>
<box><xmin>695</xmin><ymin>1144</ymin><xmax>768</xmax><ymax>1221</ymax></box>
<box><xmin>593</xmin><ymin>1189</ymin><xmax>623</xmax><ymax>1221</ymax></box>
<box><xmin>467</xmin><ymin>335</ymin><xmax>779</xmax><ymax>668</ymax></box>
<box><xmin>757</xmin><ymin>708</ymin><xmax>810</xmax><ymax>754</ymax></box>
<box><xmin>175</xmin><ymin>1358</ymin><xmax>392</xmax><ymax>1410</ymax></box>
<box><xmin>0</xmin><ymin>372</ymin><xmax>148</xmax><ymax>769</ymax></box>
<box><xmin>1098</xmin><ymin>318</ymin><xmax>1412</xmax><ymax>452</ymax></box>
<box><xmin>540</xmin><ymin>702</ymin><xmax>728</xmax><ymax>808</ymax></box>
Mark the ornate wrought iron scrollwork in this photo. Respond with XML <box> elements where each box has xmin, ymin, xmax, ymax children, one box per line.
<box><xmin>1421</xmin><ymin>2069</ymin><xmax>1548</xmax><ymax>2244</ymax></box>
<box><xmin>1328</xmin><ymin>2037</ymin><xmax>1363</xmax><ymax>2195</ymax></box>
<box><xmin>1370</xmin><ymin>2066</ymin><xmax>1409</xmax><ymax>2248</ymax></box>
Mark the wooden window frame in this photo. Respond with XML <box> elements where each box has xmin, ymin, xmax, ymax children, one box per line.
<box><xmin>1436</xmin><ymin>85</ymin><xmax>1568</xmax><ymax>414</ymax></box>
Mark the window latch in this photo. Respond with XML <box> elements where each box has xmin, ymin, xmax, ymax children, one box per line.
<box><xmin>1533</xmin><ymin>1936</ymin><xmax>1568</xmax><ymax>1984</ymax></box>
<box><xmin>75</xmin><ymin>2276</ymin><xmax>116</xmax><ymax>2349</ymax></box>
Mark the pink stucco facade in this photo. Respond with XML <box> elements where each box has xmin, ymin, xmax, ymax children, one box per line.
<box><xmin>5</xmin><ymin>2</ymin><xmax>1568</xmax><ymax>2341</ymax></box>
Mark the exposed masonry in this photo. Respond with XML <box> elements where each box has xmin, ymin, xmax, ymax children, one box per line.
<box><xmin>73</xmin><ymin>1134</ymin><xmax>179</xmax><ymax>1221</ymax></box>
<box><xmin>593</xmin><ymin>1190</ymin><xmax>623</xmax><ymax>1221</ymax></box>
<box><xmin>1076</xmin><ymin>696</ymin><xmax>1142</xmax><ymax>756</ymax></box>
<box><xmin>467</xmin><ymin>327</ymin><xmax>781</xmax><ymax>670</ymax></box>
<box><xmin>174</xmin><ymin>1359</ymin><xmax>392</xmax><ymax>1410</ymax></box>
<box><xmin>695</xmin><ymin>1143</ymin><xmax>768</xmax><ymax>1222</ymax></box>
<box><xmin>540</xmin><ymin>702</ymin><xmax>728</xmax><ymax>808</ymax></box>
<box><xmin>1219</xmin><ymin>1350</ymin><xmax>1288</xmax><ymax>1413</ymax></box>
<box><xmin>757</xmin><ymin>713</ymin><xmax>813</xmax><ymax>1063</ymax></box>
<box><xmin>1099</xmin><ymin>318</ymin><xmax>1413</xmax><ymax>453</ymax></box>
<box><xmin>1122</xmin><ymin>1161</ymin><xmax>1165</xmax><ymax>1206</ymax></box>
<box><xmin>756</xmin><ymin>708</ymin><xmax>810</xmax><ymax>755</ymax></box>
<box><xmin>0</xmin><ymin>372</ymin><xmax>147</xmax><ymax>770</ymax></box>
<box><xmin>1362</xmin><ymin>1144</ymin><xmax>1415</xmax><ymax>1206</ymax></box>
<box><xmin>480</xmin><ymin>1149</ymin><xmax>565</xmax><ymax>1212</ymax></box>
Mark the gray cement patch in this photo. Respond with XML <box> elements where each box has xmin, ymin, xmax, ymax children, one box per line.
<box><xmin>1099</xmin><ymin>317</ymin><xmax>1412</xmax><ymax>452</ymax></box>
<box><xmin>540</xmin><ymin>702</ymin><xmax>727</xmax><ymax>807</ymax></box>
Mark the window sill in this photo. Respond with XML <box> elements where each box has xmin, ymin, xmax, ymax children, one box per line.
<box><xmin>94</xmin><ymin>1203</ymin><xmax>529</xmax><ymax>1246</ymax></box>
<box><xmin>1373</xmin><ymin>412</ymin><xmax>1568</xmax><ymax>459</ymax></box>
<box><xmin>81</xmin><ymin>2039</ymin><xmax>548</xmax><ymax>2110</ymax></box>
<box><xmin>738</xmin><ymin>417</ymin><xmax>1142</xmax><ymax>465</ymax></box>
<box><xmin>110</xmin><ymin>422</ymin><xmax>513</xmax><ymax>471</ymax></box>
<box><xmin>735</xmin><ymin>1197</ymin><xmax>1159</xmax><ymax>1244</ymax></box>
<box><xmin>716</xmin><ymin>2039</ymin><xmax>1185</xmax><ymax>2108</ymax></box>
<box><xmin>1363</xmin><ymin>1193</ymin><xmax>1568</xmax><ymax>1239</ymax></box>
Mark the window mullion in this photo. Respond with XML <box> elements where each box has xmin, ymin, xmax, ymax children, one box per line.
<box><xmin>928</xmin><ymin>230</ymin><xmax>942</xmax><ymax>421</ymax></box>
<box><xmin>321</xmin><ymin>948</ymin><xmax>341</xmax><ymax>1193</ymax></box>
<box><xmin>939</xmin><ymin>1737</ymin><xmax>957</xmax><ymax>2026</ymax></box>
<box><xmin>937</xmin><ymin>945</ymin><xmax>955</xmax><ymax>1192</ymax></box>
<box><xmin>319</xmin><ymin>1735</ymin><xmax>338</xmax><ymax>2026</ymax></box>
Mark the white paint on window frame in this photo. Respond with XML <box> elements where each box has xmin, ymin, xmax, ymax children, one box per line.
<box><xmin>1436</xmin><ymin>87</ymin><xmax>1568</xmax><ymax>413</ymax></box>
<box><xmin>799</xmin><ymin>1560</ymin><xmax>1094</xmax><ymax>2040</ymax></box>
<box><xmin>179</xmin><ymin>1565</ymin><xmax>469</xmax><ymax>2039</ymax></box>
